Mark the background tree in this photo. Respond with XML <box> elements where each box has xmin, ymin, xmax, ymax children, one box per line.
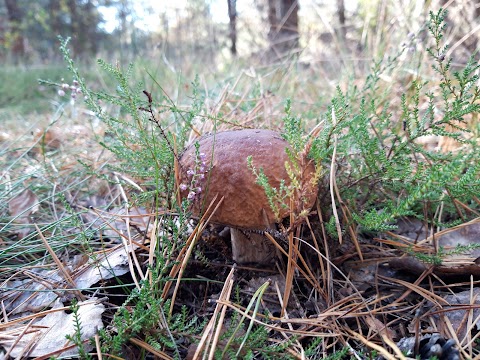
<box><xmin>337</xmin><ymin>0</ymin><xmax>346</xmax><ymax>41</ymax></box>
<box><xmin>4</xmin><ymin>0</ymin><xmax>25</xmax><ymax>59</ymax></box>
<box><xmin>1</xmin><ymin>0</ymin><xmax>107</xmax><ymax>62</ymax></box>
<box><xmin>267</xmin><ymin>0</ymin><xmax>299</xmax><ymax>58</ymax></box>
<box><xmin>227</xmin><ymin>0</ymin><xmax>237</xmax><ymax>56</ymax></box>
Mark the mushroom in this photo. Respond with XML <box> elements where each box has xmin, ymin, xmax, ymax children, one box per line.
<box><xmin>178</xmin><ymin>129</ymin><xmax>317</xmax><ymax>264</ymax></box>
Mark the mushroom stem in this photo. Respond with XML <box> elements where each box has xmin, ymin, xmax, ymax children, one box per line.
<box><xmin>230</xmin><ymin>228</ymin><xmax>276</xmax><ymax>264</ymax></box>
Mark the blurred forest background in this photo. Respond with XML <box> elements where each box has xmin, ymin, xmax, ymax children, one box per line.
<box><xmin>1</xmin><ymin>0</ymin><xmax>479</xmax><ymax>66</ymax></box>
<box><xmin>0</xmin><ymin>0</ymin><xmax>479</xmax><ymax>118</ymax></box>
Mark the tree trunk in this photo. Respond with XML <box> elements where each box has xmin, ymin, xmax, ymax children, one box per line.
<box><xmin>5</xmin><ymin>0</ymin><xmax>25</xmax><ymax>59</ymax></box>
<box><xmin>84</xmin><ymin>0</ymin><xmax>98</xmax><ymax>55</ymax></box>
<box><xmin>336</xmin><ymin>0</ymin><xmax>346</xmax><ymax>40</ymax></box>
<box><xmin>227</xmin><ymin>0</ymin><xmax>237</xmax><ymax>56</ymax></box>
<box><xmin>49</xmin><ymin>0</ymin><xmax>61</xmax><ymax>36</ymax></box>
<box><xmin>49</xmin><ymin>0</ymin><xmax>62</xmax><ymax>59</ymax></box>
<box><xmin>267</xmin><ymin>0</ymin><xmax>299</xmax><ymax>59</ymax></box>
<box><xmin>67</xmin><ymin>0</ymin><xmax>81</xmax><ymax>56</ymax></box>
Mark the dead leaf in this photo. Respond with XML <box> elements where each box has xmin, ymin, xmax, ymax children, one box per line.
<box><xmin>4</xmin><ymin>245</ymin><xmax>134</xmax><ymax>315</ymax></box>
<box><xmin>389</xmin><ymin>218</ymin><xmax>480</xmax><ymax>277</ymax></box>
<box><xmin>32</xmin><ymin>125</ymin><xmax>102</xmax><ymax>156</ymax></box>
<box><xmin>8</xmin><ymin>189</ymin><xmax>40</xmax><ymax>239</ymax></box>
<box><xmin>365</xmin><ymin>316</ymin><xmax>397</xmax><ymax>340</ymax></box>
<box><xmin>433</xmin><ymin>288</ymin><xmax>480</xmax><ymax>341</ymax></box>
<box><xmin>74</xmin><ymin>245</ymin><xmax>134</xmax><ymax>289</ymax></box>
<box><xmin>437</xmin><ymin>220</ymin><xmax>480</xmax><ymax>259</ymax></box>
<box><xmin>82</xmin><ymin>206</ymin><xmax>153</xmax><ymax>242</ymax></box>
<box><xmin>0</xmin><ymin>298</ymin><xmax>105</xmax><ymax>358</ymax></box>
<box><xmin>4</xmin><ymin>271</ymin><xmax>62</xmax><ymax>314</ymax></box>
<box><xmin>33</xmin><ymin>127</ymin><xmax>62</xmax><ymax>152</ymax></box>
<box><xmin>9</xmin><ymin>189</ymin><xmax>39</xmax><ymax>218</ymax></box>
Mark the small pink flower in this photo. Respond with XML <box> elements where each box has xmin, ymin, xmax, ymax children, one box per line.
<box><xmin>187</xmin><ymin>191</ymin><xmax>196</xmax><ymax>200</ymax></box>
<box><xmin>196</xmin><ymin>187</ymin><xmax>202</xmax><ymax>193</ymax></box>
<box><xmin>179</xmin><ymin>183</ymin><xmax>188</xmax><ymax>191</ymax></box>
<box><xmin>187</xmin><ymin>169</ymin><xmax>195</xmax><ymax>177</ymax></box>
<box><xmin>62</xmin><ymin>83</ymin><xmax>69</xmax><ymax>90</ymax></box>
<box><xmin>58</xmin><ymin>89</ymin><xmax>65</xmax><ymax>96</ymax></box>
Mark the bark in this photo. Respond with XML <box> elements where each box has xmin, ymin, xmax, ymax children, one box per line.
<box><xmin>227</xmin><ymin>0</ymin><xmax>237</xmax><ymax>56</ymax></box>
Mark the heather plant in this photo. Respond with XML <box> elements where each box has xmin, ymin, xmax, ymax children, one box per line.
<box><xmin>55</xmin><ymin>37</ymin><xmax>197</xmax><ymax>210</ymax></box>
<box><xmin>303</xmin><ymin>9</ymin><xmax>480</xmax><ymax>236</ymax></box>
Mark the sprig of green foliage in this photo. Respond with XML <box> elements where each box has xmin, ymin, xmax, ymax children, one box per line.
<box><xmin>247</xmin><ymin>99</ymin><xmax>323</xmax><ymax>223</ymax></box>
<box><xmin>99</xmin><ymin>282</ymin><xmax>202</xmax><ymax>359</ymax></box>
<box><xmin>408</xmin><ymin>243</ymin><xmax>480</xmax><ymax>266</ymax></box>
<box><xmin>65</xmin><ymin>298</ymin><xmax>93</xmax><ymax>360</ymax></box>
<box><xmin>56</xmin><ymin>36</ymin><xmax>203</xmax><ymax>209</ymax></box>
<box><xmin>247</xmin><ymin>155</ymin><xmax>291</xmax><ymax>220</ymax></box>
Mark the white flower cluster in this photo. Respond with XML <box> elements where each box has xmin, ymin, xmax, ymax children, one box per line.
<box><xmin>180</xmin><ymin>152</ymin><xmax>208</xmax><ymax>202</ymax></box>
<box><xmin>57</xmin><ymin>79</ymin><xmax>82</xmax><ymax>99</ymax></box>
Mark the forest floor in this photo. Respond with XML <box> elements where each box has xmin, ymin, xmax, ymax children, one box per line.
<box><xmin>2</xmin><ymin>86</ymin><xmax>479</xmax><ymax>360</ymax></box>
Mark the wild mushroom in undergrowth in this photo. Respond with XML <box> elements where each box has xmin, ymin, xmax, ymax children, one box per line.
<box><xmin>178</xmin><ymin>129</ymin><xmax>318</xmax><ymax>264</ymax></box>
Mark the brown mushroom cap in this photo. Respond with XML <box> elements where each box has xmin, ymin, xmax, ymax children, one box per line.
<box><xmin>178</xmin><ymin>129</ymin><xmax>317</xmax><ymax>229</ymax></box>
